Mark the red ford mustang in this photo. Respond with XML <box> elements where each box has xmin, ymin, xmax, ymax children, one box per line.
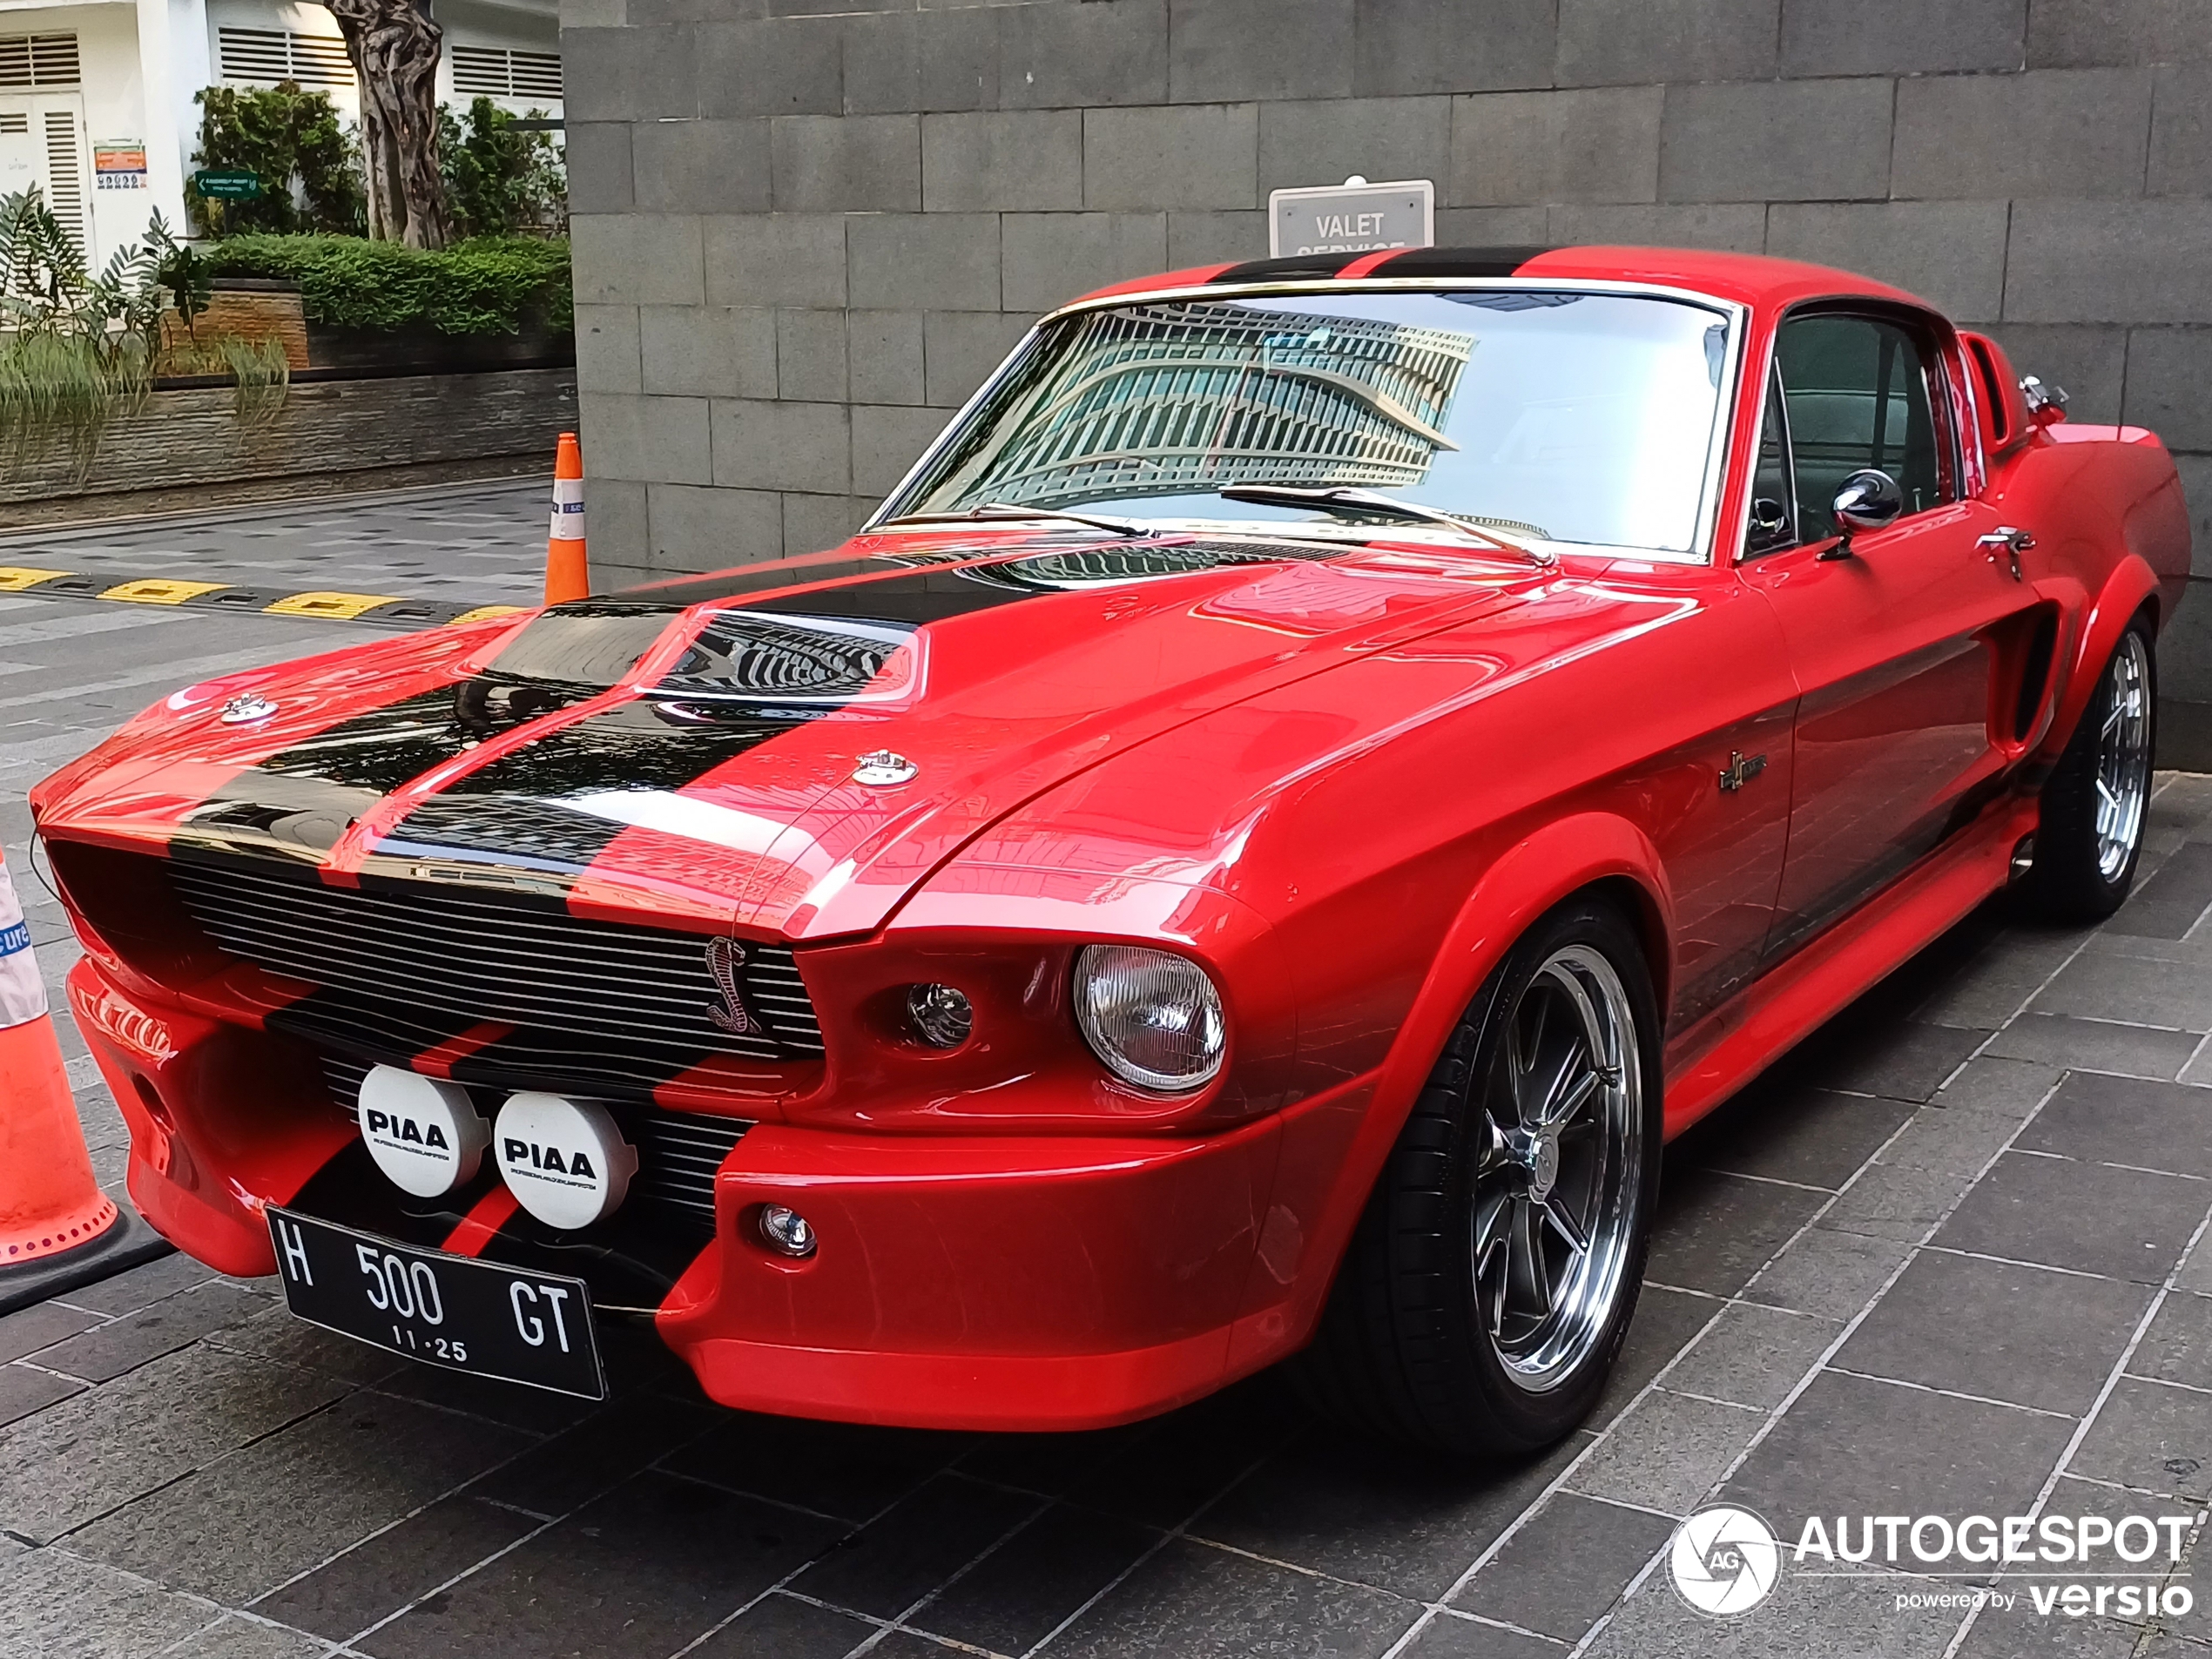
<box><xmin>33</xmin><ymin>246</ymin><xmax>2189</xmax><ymax>1456</ymax></box>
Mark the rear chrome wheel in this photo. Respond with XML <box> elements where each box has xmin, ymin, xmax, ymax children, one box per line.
<box><xmin>1472</xmin><ymin>944</ymin><xmax>1643</xmax><ymax>1393</ymax></box>
<box><xmin>1293</xmin><ymin>898</ymin><xmax>1662</xmax><ymax>1459</ymax></box>
<box><xmin>2093</xmin><ymin>630</ymin><xmax>2153</xmax><ymax>881</ymax></box>
<box><xmin>2029</xmin><ymin>620</ymin><xmax>2155</xmax><ymax>923</ymax></box>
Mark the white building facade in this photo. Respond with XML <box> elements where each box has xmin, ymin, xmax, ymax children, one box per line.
<box><xmin>0</xmin><ymin>0</ymin><xmax>557</xmax><ymax>265</ymax></box>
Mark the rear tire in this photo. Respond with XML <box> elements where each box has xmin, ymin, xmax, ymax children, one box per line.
<box><xmin>1292</xmin><ymin>897</ymin><xmax>1662</xmax><ymax>1459</ymax></box>
<box><xmin>2027</xmin><ymin>621</ymin><xmax>2155</xmax><ymax>924</ymax></box>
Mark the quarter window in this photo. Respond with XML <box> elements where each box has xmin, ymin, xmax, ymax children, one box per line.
<box><xmin>1777</xmin><ymin>314</ymin><xmax>1946</xmax><ymax>541</ymax></box>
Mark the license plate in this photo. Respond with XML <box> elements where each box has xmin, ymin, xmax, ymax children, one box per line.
<box><xmin>266</xmin><ymin>1206</ymin><xmax>605</xmax><ymax>1399</ymax></box>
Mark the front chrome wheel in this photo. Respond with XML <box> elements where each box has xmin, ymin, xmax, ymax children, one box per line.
<box><xmin>1470</xmin><ymin>943</ymin><xmax>1644</xmax><ymax>1393</ymax></box>
<box><xmin>2094</xmin><ymin>630</ymin><xmax>2153</xmax><ymax>880</ymax></box>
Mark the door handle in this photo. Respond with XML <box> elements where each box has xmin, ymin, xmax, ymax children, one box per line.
<box><xmin>1976</xmin><ymin>526</ymin><xmax>2034</xmax><ymax>581</ymax></box>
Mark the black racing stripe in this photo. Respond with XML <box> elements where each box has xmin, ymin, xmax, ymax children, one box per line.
<box><xmin>617</xmin><ymin>548</ymin><xmax>968</xmax><ymax>609</ymax></box>
<box><xmin>172</xmin><ymin>604</ymin><xmax>687</xmax><ymax>862</ymax></box>
<box><xmin>1372</xmin><ymin>245</ymin><xmax>1559</xmax><ymax>279</ymax></box>
<box><xmin>1209</xmin><ymin>252</ymin><xmax>1366</xmax><ymax>285</ymax></box>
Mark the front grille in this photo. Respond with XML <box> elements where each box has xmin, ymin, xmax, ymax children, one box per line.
<box><xmin>171</xmin><ymin>855</ymin><xmax>825</xmax><ymax>1099</ymax></box>
<box><xmin>322</xmin><ymin>1052</ymin><xmax>747</xmax><ymax>1233</ymax></box>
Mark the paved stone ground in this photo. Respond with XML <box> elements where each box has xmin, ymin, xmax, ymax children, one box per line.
<box><xmin>3</xmin><ymin>489</ymin><xmax>2212</xmax><ymax>1657</ymax></box>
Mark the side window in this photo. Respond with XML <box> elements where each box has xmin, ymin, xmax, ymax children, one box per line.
<box><xmin>1745</xmin><ymin>370</ymin><xmax>1795</xmax><ymax>556</ymax></box>
<box><xmin>1777</xmin><ymin>314</ymin><xmax>1946</xmax><ymax>541</ymax></box>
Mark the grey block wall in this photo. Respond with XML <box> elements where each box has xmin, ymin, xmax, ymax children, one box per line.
<box><xmin>561</xmin><ymin>0</ymin><xmax>2212</xmax><ymax>756</ymax></box>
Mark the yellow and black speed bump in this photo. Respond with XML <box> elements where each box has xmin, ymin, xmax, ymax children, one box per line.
<box><xmin>0</xmin><ymin>566</ymin><xmax>527</xmax><ymax>630</ymax></box>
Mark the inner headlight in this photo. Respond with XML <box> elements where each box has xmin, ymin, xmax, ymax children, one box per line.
<box><xmin>1073</xmin><ymin>944</ymin><xmax>1226</xmax><ymax>1092</ymax></box>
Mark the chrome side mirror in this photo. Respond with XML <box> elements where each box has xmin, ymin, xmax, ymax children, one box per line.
<box><xmin>2021</xmin><ymin>374</ymin><xmax>2068</xmax><ymax>425</ymax></box>
<box><xmin>1817</xmin><ymin>469</ymin><xmax>1903</xmax><ymax>559</ymax></box>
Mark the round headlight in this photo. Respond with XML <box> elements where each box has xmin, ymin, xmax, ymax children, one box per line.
<box><xmin>1073</xmin><ymin>945</ymin><xmax>1226</xmax><ymax>1092</ymax></box>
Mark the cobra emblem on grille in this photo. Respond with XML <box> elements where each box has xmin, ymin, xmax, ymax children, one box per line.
<box><xmin>704</xmin><ymin>938</ymin><xmax>759</xmax><ymax>1035</ymax></box>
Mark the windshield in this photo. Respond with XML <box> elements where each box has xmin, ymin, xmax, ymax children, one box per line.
<box><xmin>881</xmin><ymin>287</ymin><xmax>1737</xmax><ymax>556</ymax></box>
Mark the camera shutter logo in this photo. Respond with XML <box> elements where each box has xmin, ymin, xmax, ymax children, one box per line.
<box><xmin>1670</xmin><ymin>1505</ymin><xmax>1782</xmax><ymax>1616</ymax></box>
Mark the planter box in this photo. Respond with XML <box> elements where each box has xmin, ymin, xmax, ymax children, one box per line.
<box><xmin>0</xmin><ymin>367</ymin><xmax>577</xmax><ymax>506</ymax></box>
<box><xmin>162</xmin><ymin>279</ymin><xmax>313</xmax><ymax>371</ymax></box>
<box><xmin>304</xmin><ymin>319</ymin><xmax>576</xmax><ymax>375</ymax></box>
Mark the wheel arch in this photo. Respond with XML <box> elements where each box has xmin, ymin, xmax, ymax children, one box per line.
<box><xmin>2042</xmin><ymin>556</ymin><xmax>2163</xmax><ymax>763</ymax></box>
<box><xmin>1270</xmin><ymin>813</ymin><xmax>1676</xmax><ymax>1352</ymax></box>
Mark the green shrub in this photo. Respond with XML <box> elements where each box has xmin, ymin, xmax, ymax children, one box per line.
<box><xmin>199</xmin><ymin>233</ymin><xmax>572</xmax><ymax>336</ymax></box>
<box><xmin>441</xmin><ymin>99</ymin><xmax>565</xmax><ymax>239</ymax></box>
<box><xmin>187</xmin><ymin>83</ymin><xmax>364</xmax><ymax>237</ymax></box>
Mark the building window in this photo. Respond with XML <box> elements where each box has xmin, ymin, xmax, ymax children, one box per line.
<box><xmin>218</xmin><ymin>27</ymin><xmax>354</xmax><ymax>88</ymax></box>
<box><xmin>43</xmin><ymin>109</ymin><xmax>84</xmax><ymax>246</ymax></box>
<box><xmin>0</xmin><ymin>34</ymin><xmax>81</xmax><ymax>88</ymax></box>
<box><xmin>450</xmin><ymin>44</ymin><xmax>562</xmax><ymax>101</ymax></box>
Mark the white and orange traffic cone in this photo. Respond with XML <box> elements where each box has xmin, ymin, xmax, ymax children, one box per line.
<box><xmin>0</xmin><ymin>849</ymin><xmax>168</xmax><ymax>1314</ymax></box>
<box><xmin>544</xmin><ymin>431</ymin><xmax>589</xmax><ymax>605</ymax></box>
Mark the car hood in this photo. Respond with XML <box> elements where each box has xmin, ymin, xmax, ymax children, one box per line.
<box><xmin>33</xmin><ymin>529</ymin><xmax>1546</xmax><ymax>940</ymax></box>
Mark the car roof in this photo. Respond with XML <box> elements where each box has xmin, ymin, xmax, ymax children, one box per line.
<box><xmin>1068</xmin><ymin>244</ymin><xmax>1932</xmax><ymax>319</ymax></box>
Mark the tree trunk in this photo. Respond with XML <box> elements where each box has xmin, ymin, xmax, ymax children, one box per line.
<box><xmin>320</xmin><ymin>0</ymin><xmax>451</xmax><ymax>249</ymax></box>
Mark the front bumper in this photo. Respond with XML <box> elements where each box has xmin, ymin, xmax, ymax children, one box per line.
<box><xmin>69</xmin><ymin>958</ymin><xmax>1334</xmax><ymax>1431</ymax></box>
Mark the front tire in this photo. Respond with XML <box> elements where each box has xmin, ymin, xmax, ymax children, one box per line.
<box><xmin>1293</xmin><ymin>897</ymin><xmax>1662</xmax><ymax>1459</ymax></box>
<box><xmin>2028</xmin><ymin>622</ymin><xmax>2155</xmax><ymax>923</ymax></box>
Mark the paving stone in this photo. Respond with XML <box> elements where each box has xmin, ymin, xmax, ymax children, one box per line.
<box><xmin>159</xmin><ymin>1614</ymin><xmax>333</xmax><ymax>1658</ymax></box>
<box><xmin>672</xmin><ymin>1411</ymin><xmax>968</xmax><ymax>1527</ymax></box>
<box><xmin>1056</xmin><ymin>1376</ymin><xmax>1309</xmax><ymax>1531</ymax></box>
<box><xmin>912</xmin><ymin>1501</ymin><xmax>1155</xmax><ymax>1654</ymax></box>
<box><xmin>68</xmin><ymin>1386</ymin><xmax>533</xmax><ymax>1603</ymax></box>
<box><xmin>1952</xmin><ymin>1602</ymin><xmax>2142</xmax><ymax>1656</ymax></box>
<box><xmin>689</xmin><ymin>1590</ymin><xmax>879</xmax><ymax>1657</ymax></box>
<box><xmin>2069</xmin><ymin>1376</ymin><xmax>2212</xmax><ymax>1501</ymax></box>
<box><xmin>2030</xmin><ymin>949</ymin><xmax>2212</xmax><ymax>1033</ymax></box>
<box><xmin>788</xmin><ymin>1472</ymin><xmax>1035</xmax><ymax>1621</ymax></box>
<box><xmin>1803</xmin><ymin>1018</ymin><xmax>1993</xmax><ymax>1105</ymax></box>
<box><xmin>1935</xmin><ymin>1151</ymin><xmax>2210</xmax><ymax>1284</ymax></box>
<box><xmin>1577</xmin><ymin>1561</ymin><xmax>1939</xmax><ymax>1658</ymax></box>
<box><xmin>254</xmin><ymin>1494</ymin><xmax>539</xmax><ymax>1642</ymax></box>
<box><xmin>1194</xmin><ymin>1426</ymin><xmax>1584</xmax><ymax>1602</ymax></box>
<box><xmin>1837</xmin><ymin>1248</ymin><xmax>2155</xmax><ymax>1416</ymax></box>
<box><xmin>1662</xmin><ymin>1302</ymin><xmax>1840</xmax><ymax>1412</ymax></box>
<box><xmin>1986</xmin><ymin>1013</ymin><xmax>2203</xmax><ymax>1082</ymax></box>
<box><xmin>1818</xmin><ymin>1155</ymin><xmax>1987</xmax><ymax>1244</ymax></box>
<box><xmin>2128</xmin><ymin>1289</ymin><xmax>2212</xmax><ymax>1386</ymax></box>
<box><xmin>51</xmin><ymin>1251</ymin><xmax>214</xmax><ymax>1316</ymax></box>
<box><xmin>0</xmin><ymin>1344</ymin><xmax>347</xmax><ymax>1544</ymax></box>
<box><xmin>1931</xmin><ymin>1054</ymin><xmax>2070</xmax><ymax>1121</ymax></box>
<box><xmin>1039</xmin><ymin>1533</ymin><xmax>1413</xmax><ymax>1659</ymax></box>
<box><xmin>1644</xmin><ymin>1167</ymin><xmax>1829</xmax><ymax>1298</ymax></box>
<box><xmin>1683</xmin><ymin>1082</ymin><xmax>1915</xmax><ymax>1191</ymax></box>
<box><xmin>1572</xmin><ymin>1382</ymin><xmax>1768</xmax><ymax>1516</ymax></box>
<box><xmin>0</xmin><ymin>1361</ymin><xmax>84</xmax><ymax>1430</ymax></box>
<box><xmin>1742</xmin><ymin>1225</ymin><xmax>1917</xmax><ymax>1321</ymax></box>
<box><xmin>1723</xmin><ymin>1369</ymin><xmax>2075</xmax><ymax>1533</ymax></box>
<box><xmin>30</xmin><ymin>1281</ymin><xmax>273</xmax><ymax>1384</ymax></box>
<box><xmin>1592</xmin><ymin>1286</ymin><xmax>1717</xmax><ymax>1429</ymax></box>
<box><xmin>205</xmin><ymin>1305</ymin><xmax>405</xmax><ymax>1388</ymax></box>
<box><xmin>2015</xmin><ymin>1071</ymin><xmax>2212</xmax><ymax>1177</ymax></box>
<box><xmin>0</xmin><ymin>1540</ymin><xmax>215</xmax><ymax>1657</ymax></box>
<box><xmin>360</xmin><ymin>1470</ymin><xmax>845</xmax><ymax>1659</ymax></box>
<box><xmin>1399</xmin><ymin>1614</ymin><xmax>1568</xmax><ymax>1658</ymax></box>
<box><xmin>366</xmin><ymin>1356</ymin><xmax>599</xmax><ymax>1439</ymax></box>
<box><xmin>0</xmin><ymin>1299</ymin><xmax>101</xmax><ymax>1364</ymax></box>
<box><xmin>1453</xmin><ymin>1492</ymin><xmax>1674</xmax><ymax>1641</ymax></box>
<box><xmin>2109</xmin><ymin>843</ymin><xmax>2212</xmax><ymax>941</ymax></box>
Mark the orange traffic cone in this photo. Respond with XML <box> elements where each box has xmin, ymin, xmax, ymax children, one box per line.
<box><xmin>544</xmin><ymin>431</ymin><xmax>589</xmax><ymax>605</ymax></box>
<box><xmin>0</xmin><ymin>850</ymin><xmax>168</xmax><ymax>1314</ymax></box>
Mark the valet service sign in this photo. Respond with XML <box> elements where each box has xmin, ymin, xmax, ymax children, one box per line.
<box><xmin>1669</xmin><ymin>1504</ymin><xmax>2202</xmax><ymax>1625</ymax></box>
<box><xmin>1268</xmin><ymin>177</ymin><xmax>1435</xmax><ymax>259</ymax></box>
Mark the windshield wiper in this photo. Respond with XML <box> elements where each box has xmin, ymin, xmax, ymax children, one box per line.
<box><xmin>1216</xmin><ymin>484</ymin><xmax>1554</xmax><ymax>565</ymax></box>
<box><xmin>877</xmin><ymin>502</ymin><xmax>1150</xmax><ymax>539</ymax></box>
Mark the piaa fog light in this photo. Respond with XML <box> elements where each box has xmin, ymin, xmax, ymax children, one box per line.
<box><xmin>906</xmin><ymin>982</ymin><xmax>973</xmax><ymax>1048</ymax></box>
<box><xmin>1073</xmin><ymin>944</ymin><xmax>1226</xmax><ymax>1092</ymax></box>
<box><xmin>759</xmin><ymin>1204</ymin><xmax>817</xmax><ymax>1258</ymax></box>
<box><xmin>358</xmin><ymin>1065</ymin><xmax>491</xmax><ymax>1197</ymax></box>
<box><xmin>494</xmin><ymin>1093</ymin><xmax>638</xmax><ymax>1231</ymax></box>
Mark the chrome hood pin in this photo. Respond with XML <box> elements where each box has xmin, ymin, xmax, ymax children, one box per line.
<box><xmin>853</xmin><ymin>750</ymin><xmax>918</xmax><ymax>786</ymax></box>
<box><xmin>219</xmin><ymin>693</ymin><xmax>279</xmax><ymax>725</ymax></box>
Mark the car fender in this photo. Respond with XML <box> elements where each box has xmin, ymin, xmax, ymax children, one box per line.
<box><xmin>2041</xmin><ymin>554</ymin><xmax>2162</xmax><ymax>760</ymax></box>
<box><xmin>1255</xmin><ymin>813</ymin><xmax>1675</xmax><ymax>1355</ymax></box>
